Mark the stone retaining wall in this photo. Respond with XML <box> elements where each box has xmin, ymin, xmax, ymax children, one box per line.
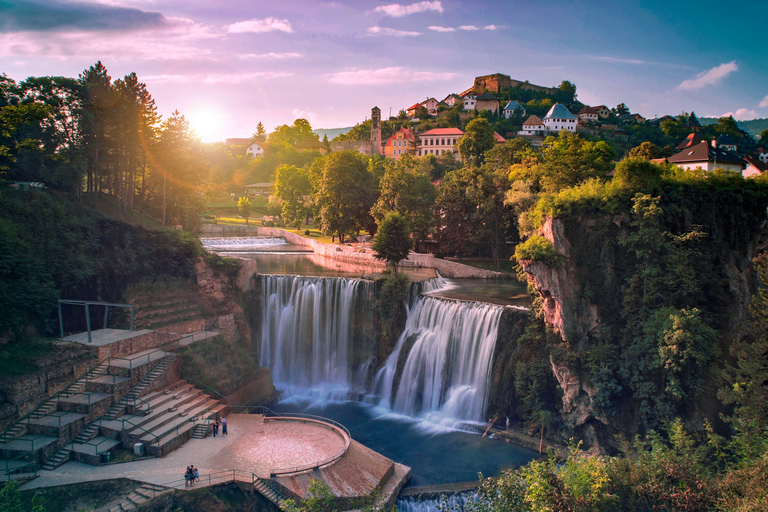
<box><xmin>254</xmin><ymin>228</ymin><xmax>507</xmax><ymax>279</ymax></box>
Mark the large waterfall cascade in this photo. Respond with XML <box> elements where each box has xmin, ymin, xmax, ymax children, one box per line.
<box><xmin>257</xmin><ymin>273</ymin><xmax>504</xmax><ymax>426</ymax></box>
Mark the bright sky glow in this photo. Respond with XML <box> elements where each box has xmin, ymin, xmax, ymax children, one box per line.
<box><xmin>1</xmin><ymin>0</ymin><xmax>765</xmax><ymax>140</ymax></box>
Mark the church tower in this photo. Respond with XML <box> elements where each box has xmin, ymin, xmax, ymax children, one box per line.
<box><xmin>371</xmin><ymin>106</ymin><xmax>382</xmax><ymax>155</ymax></box>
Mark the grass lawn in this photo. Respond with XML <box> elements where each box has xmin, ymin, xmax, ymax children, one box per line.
<box><xmin>452</xmin><ymin>258</ymin><xmax>519</xmax><ymax>275</ymax></box>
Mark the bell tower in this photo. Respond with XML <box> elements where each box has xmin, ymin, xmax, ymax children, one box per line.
<box><xmin>371</xmin><ymin>106</ymin><xmax>382</xmax><ymax>155</ymax></box>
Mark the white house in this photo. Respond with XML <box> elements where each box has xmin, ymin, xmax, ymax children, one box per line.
<box><xmin>518</xmin><ymin>115</ymin><xmax>546</xmax><ymax>136</ymax></box>
<box><xmin>418</xmin><ymin>128</ymin><xmax>463</xmax><ymax>158</ymax></box>
<box><xmin>543</xmin><ymin>103</ymin><xmax>577</xmax><ymax>133</ymax></box>
<box><xmin>758</xmin><ymin>148</ymin><xmax>768</xmax><ymax>164</ymax></box>
<box><xmin>463</xmin><ymin>92</ymin><xmax>477</xmax><ymax>111</ymax></box>
<box><xmin>503</xmin><ymin>101</ymin><xmax>525</xmax><ymax>119</ymax></box>
<box><xmin>667</xmin><ymin>141</ymin><xmax>745</xmax><ymax>173</ymax></box>
<box><xmin>246</xmin><ymin>141</ymin><xmax>265</xmax><ymax>158</ymax></box>
<box><xmin>743</xmin><ymin>156</ymin><xmax>766</xmax><ymax>178</ymax></box>
<box><xmin>421</xmin><ymin>98</ymin><xmax>439</xmax><ymax>115</ymax></box>
<box><xmin>443</xmin><ymin>94</ymin><xmax>463</xmax><ymax>107</ymax></box>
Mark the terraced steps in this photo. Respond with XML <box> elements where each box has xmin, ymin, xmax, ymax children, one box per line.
<box><xmin>254</xmin><ymin>478</ymin><xmax>282</xmax><ymax>506</ymax></box>
<box><xmin>40</xmin><ymin>448</ymin><xmax>70</xmax><ymax>471</ymax></box>
<box><xmin>190</xmin><ymin>422</ymin><xmax>211</xmax><ymax>439</ymax></box>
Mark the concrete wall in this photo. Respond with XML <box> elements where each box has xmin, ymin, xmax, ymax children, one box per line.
<box><xmin>255</xmin><ymin>228</ymin><xmax>507</xmax><ymax>279</ymax></box>
<box><xmin>94</xmin><ymin>331</ymin><xmax>182</xmax><ymax>360</ymax></box>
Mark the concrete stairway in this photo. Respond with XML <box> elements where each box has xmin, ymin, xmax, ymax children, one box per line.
<box><xmin>106</xmin><ymin>353</ymin><xmax>177</xmax><ymax>420</ymax></box>
<box><xmin>40</xmin><ymin>448</ymin><xmax>71</xmax><ymax>471</ymax></box>
<box><xmin>191</xmin><ymin>423</ymin><xmax>211</xmax><ymax>439</ymax></box>
<box><xmin>100</xmin><ymin>482</ymin><xmax>170</xmax><ymax>511</ymax></box>
<box><xmin>254</xmin><ymin>478</ymin><xmax>283</xmax><ymax>506</ymax></box>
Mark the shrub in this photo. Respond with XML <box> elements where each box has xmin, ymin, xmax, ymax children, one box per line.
<box><xmin>514</xmin><ymin>235</ymin><xmax>564</xmax><ymax>267</ymax></box>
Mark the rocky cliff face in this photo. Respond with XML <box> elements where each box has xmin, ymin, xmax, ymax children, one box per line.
<box><xmin>519</xmin><ymin>210</ymin><xmax>768</xmax><ymax>451</ymax></box>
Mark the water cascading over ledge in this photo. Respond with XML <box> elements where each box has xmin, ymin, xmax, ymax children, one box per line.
<box><xmin>374</xmin><ymin>295</ymin><xmax>503</xmax><ymax>427</ymax></box>
<box><xmin>258</xmin><ymin>274</ymin><xmax>376</xmax><ymax>398</ymax></box>
<box><xmin>257</xmin><ymin>273</ymin><xmax>504</xmax><ymax>427</ymax></box>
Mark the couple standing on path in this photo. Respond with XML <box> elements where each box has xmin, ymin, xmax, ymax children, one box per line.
<box><xmin>185</xmin><ymin>465</ymin><xmax>199</xmax><ymax>487</ymax></box>
<box><xmin>212</xmin><ymin>416</ymin><xmax>227</xmax><ymax>437</ymax></box>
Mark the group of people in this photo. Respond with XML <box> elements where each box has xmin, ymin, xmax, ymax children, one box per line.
<box><xmin>184</xmin><ymin>465</ymin><xmax>199</xmax><ymax>487</ymax></box>
<box><xmin>212</xmin><ymin>416</ymin><xmax>227</xmax><ymax>437</ymax></box>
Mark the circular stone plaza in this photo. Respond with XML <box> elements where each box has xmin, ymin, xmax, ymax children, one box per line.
<box><xmin>19</xmin><ymin>412</ymin><xmax>411</xmax><ymax>511</ymax></box>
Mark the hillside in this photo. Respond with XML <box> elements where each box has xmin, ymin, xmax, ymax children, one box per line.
<box><xmin>700</xmin><ymin>117</ymin><xmax>768</xmax><ymax>139</ymax></box>
<box><xmin>314</xmin><ymin>126</ymin><xmax>354</xmax><ymax>140</ymax></box>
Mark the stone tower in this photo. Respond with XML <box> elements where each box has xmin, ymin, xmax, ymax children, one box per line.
<box><xmin>370</xmin><ymin>106</ymin><xmax>382</xmax><ymax>155</ymax></box>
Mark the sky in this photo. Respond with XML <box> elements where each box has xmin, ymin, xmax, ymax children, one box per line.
<box><xmin>1</xmin><ymin>0</ymin><xmax>766</xmax><ymax>142</ymax></box>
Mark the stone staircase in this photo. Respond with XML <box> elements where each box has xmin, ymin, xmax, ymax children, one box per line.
<box><xmin>254</xmin><ymin>477</ymin><xmax>283</xmax><ymax>506</ymax></box>
<box><xmin>191</xmin><ymin>422</ymin><xmax>211</xmax><ymax>439</ymax></box>
<box><xmin>40</xmin><ymin>447</ymin><xmax>71</xmax><ymax>471</ymax></box>
<box><xmin>97</xmin><ymin>379</ymin><xmax>226</xmax><ymax>457</ymax></box>
<box><xmin>100</xmin><ymin>482</ymin><xmax>170</xmax><ymax>511</ymax></box>
<box><xmin>106</xmin><ymin>353</ymin><xmax>177</xmax><ymax>420</ymax></box>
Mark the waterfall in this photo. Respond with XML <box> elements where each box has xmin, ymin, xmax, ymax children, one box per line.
<box><xmin>201</xmin><ymin>237</ymin><xmax>287</xmax><ymax>250</ymax></box>
<box><xmin>374</xmin><ymin>295</ymin><xmax>502</xmax><ymax>427</ymax></box>
<box><xmin>258</xmin><ymin>275</ymin><xmax>374</xmax><ymax>398</ymax></box>
<box><xmin>258</xmin><ymin>272</ymin><xmax>503</xmax><ymax>427</ymax></box>
<box><xmin>397</xmin><ymin>492</ymin><xmax>477</xmax><ymax>512</ymax></box>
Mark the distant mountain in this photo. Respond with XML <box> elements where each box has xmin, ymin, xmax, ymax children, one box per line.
<box><xmin>699</xmin><ymin>117</ymin><xmax>768</xmax><ymax>139</ymax></box>
<box><xmin>314</xmin><ymin>127</ymin><xmax>354</xmax><ymax>140</ymax></box>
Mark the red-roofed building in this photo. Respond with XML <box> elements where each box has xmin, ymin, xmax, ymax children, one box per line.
<box><xmin>384</xmin><ymin>127</ymin><xmax>416</xmax><ymax>160</ymax></box>
<box><xmin>493</xmin><ymin>132</ymin><xmax>506</xmax><ymax>144</ymax></box>
<box><xmin>418</xmin><ymin>128</ymin><xmax>463</xmax><ymax>158</ymax></box>
<box><xmin>518</xmin><ymin>115</ymin><xmax>545</xmax><ymax>136</ymax></box>
<box><xmin>406</xmin><ymin>103</ymin><xmax>423</xmax><ymax>117</ymax></box>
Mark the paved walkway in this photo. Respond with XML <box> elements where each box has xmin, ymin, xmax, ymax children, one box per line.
<box><xmin>19</xmin><ymin>414</ymin><xmax>347</xmax><ymax>492</ymax></box>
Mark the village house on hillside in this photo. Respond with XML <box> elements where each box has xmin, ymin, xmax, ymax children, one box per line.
<box><xmin>475</xmin><ymin>92</ymin><xmax>500</xmax><ymax>114</ymax></box>
<box><xmin>418</xmin><ymin>128</ymin><xmax>463</xmax><ymax>157</ymax></box>
<box><xmin>246</xmin><ymin>141</ymin><xmax>264</xmax><ymax>158</ymax></box>
<box><xmin>295</xmin><ymin>137</ymin><xmax>328</xmax><ymax>154</ymax></box>
<box><xmin>421</xmin><ymin>98</ymin><xmax>439</xmax><ymax>115</ymax></box>
<box><xmin>504</xmin><ymin>101</ymin><xmax>525</xmax><ymax>119</ymax></box>
<box><xmin>518</xmin><ymin>115</ymin><xmax>545</xmax><ymax>136</ymax></box>
<box><xmin>384</xmin><ymin>127</ymin><xmax>415</xmax><ymax>159</ymax></box>
<box><xmin>443</xmin><ymin>94</ymin><xmax>463</xmax><ymax>107</ymax></box>
<box><xmin>543</xmin><ymin>103</ymin><xmax>577</xmax><ymax>133</ymax></box>
<box><xmin>665</xmin><ymin>140</ymin><xmax>745</xmax><ymax>173</ymax></box>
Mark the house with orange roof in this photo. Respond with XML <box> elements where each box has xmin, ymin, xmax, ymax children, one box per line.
<box><xmin>406</xmin><ymin>103</ymin><xmax>423</xmax><ymax>117</ymax></box>
<box><xmin>518</xmin><ymin>115</ymin><xmax>545</xmax><ymax>136</ymax></box>
<box><xmin>384</xmin><ymin>127</ymin><xmax>416</xmax><ymax>159</ymax></box>
<box><xmin>418</xmin><ymin>127</ymin><xmax>463</xmax><ymax>158</ymax></box>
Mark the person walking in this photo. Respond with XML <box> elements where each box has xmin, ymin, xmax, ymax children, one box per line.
<box><xmin>213</xmin><ymin>419</ymin><xmax>219</xmax><ymax>437</ymax></box>
<box><xmin>185</xmin><ymin>466</ymin><xmax>192</xmax><ymax>487</ymax></box>
<box><xmin>194</xmin><ymin>466</ymin><xmax>200</xmax><ymax>483</ymax></box>
<box><xmin>221</xmin><ymin>416</ymin><xmax>227</xmax><ymax>436</ymax></box>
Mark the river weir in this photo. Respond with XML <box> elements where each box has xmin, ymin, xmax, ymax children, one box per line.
<box><xmin>251</xmin><ymin>271</ymin><xmax>537</xmax><ymax>505</ymax></box>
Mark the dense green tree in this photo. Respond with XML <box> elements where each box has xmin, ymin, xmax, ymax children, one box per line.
<box><xmin>237</xmin><ymin>196</ymin><xmax>252</xmax><ymax>225</ymax></box>
<box><xmin>274</xmin><ymin>164</ymin><xmax>311</xmax><ymax>227</ymax></box>
<box><xmin>372</xmin><ymin>212</ymin><xmax>413</xmax><ymax>274</ymax></box>
<box><xmin>371</xmin><ymin>154</ymin><xmax>436</xmax><ymax>240</ymax></box>
<box><xmin>311</xmin><ymin>151</ymin><xmax>375</xmax><ymax>242</ymax></box>
<box><xmin>151</xmin><ymin>110</ymin><xmax>206</xmax><ymax>228</ymax></box>
<box><xmin>280</xmin><ymin>479</ymin><xmax>336</xmax><ymax>512</ymax></box>
<box><xmin>456</xmin><ymin>117</ymin><xmax>494</xmax><ymax>167</ymax></box>
<box><xmin>485</xmin><ymin>138</ymin><xmax>537</xmax><ymax>169</ymax></box>
<box><xmin>759</xmin><ymin>128</ymin><xmax>768</xmax><ymax>142</ymax></box>
<box><xmin>253</xmin><ymin>121</ymin><xmax>267</xmax><ymax>143</ymax></box>
<box><xmin>538</xmin><ymin>132</ymin><xmax>615</xmax><ymax>192</ymax></box>
<box><xmin>626</xmin><ymin>141</ymin><xmax>661</xmax><ymax>160</ymax></box>
<box><xmin>269</xmin><ymin>118</ymin><xmax>316</xmax><ymax>146</ymax></box>
<box><xmin>612</xmin><ymin>157</ymin><xmax>665</xmax><ymax>191</ymax></box>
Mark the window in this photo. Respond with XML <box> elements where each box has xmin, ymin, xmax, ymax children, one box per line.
<box><xmin>441</xmin><ymin>139</ymin><xmax>445</xmax><ymax>146</ymax></box>
<box><xmin>437</xmin><ymin>149</ymin><xmax>441</xmax><ymax>155</ymax></box>
<box><xmin>418</xmin><ymin>150</ymin><xmax>422</xmax><ymax>156</ymax></box>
